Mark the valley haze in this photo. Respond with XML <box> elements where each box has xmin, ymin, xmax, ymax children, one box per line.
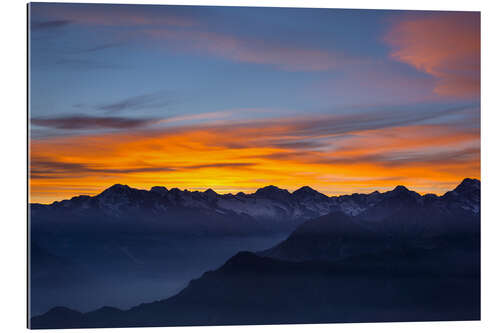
<box><xmin>30</xmin><ymin>178</ymin><xmax>480</xmax><ymax>328</ymax></box>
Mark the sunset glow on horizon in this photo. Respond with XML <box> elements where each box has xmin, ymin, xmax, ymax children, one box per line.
<box><xmin>29</xmin><ymin>4</ymin><xmax>480</xmax><ymax>204</ymax></box>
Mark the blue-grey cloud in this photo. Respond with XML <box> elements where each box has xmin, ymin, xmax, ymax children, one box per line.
<box><xmin>30</xmin><ymin>158</ymin><xmax>176</xmax><ymax>179</ymax></box>
<box><xmin>75</xmin><ymin>42</ymin><xmax>124</xmax><ymax>53</ymax></box>
<box><xmin>31</xmin><ymin>115</ymin><xmax>159</xmax><ymax>130</ymax></box>
<box><xmin>31</xmin><ymin>20</ymin><xmax>72</xmax><ymax>31</ymax></box>
<box><xmin>54</xmin><ymin>58</ymin><xmax>122</xmax><ymax>70</ymax></box>
<box><xmin>30</xmin><ymin>158</ymin><xmax>257</xmax><ymax>180</ymax></box>
<box><xmin>97</xmin><ymin>91</ymin><xmax>174</xmax><ymax>113</ymax></box>
<box><xmin>286</xmin><ymin>105</ymin><xmax>476</xmax><ymax>139</ymax></box>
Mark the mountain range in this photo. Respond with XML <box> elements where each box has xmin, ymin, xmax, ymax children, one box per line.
<box><xmin>30</xmin><ymin>178</ymin><xmax>480</xmax><ymax>328</ymax></box>
<box><xmin>31</xmin><ymin>178</ymin><xmax>480</xmax><ymax>235</ymax></box>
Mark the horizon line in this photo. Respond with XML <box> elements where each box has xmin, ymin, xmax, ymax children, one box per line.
<box><xmin>29</xmin><ymin>177</ymin><xmax>480</xmax><ymax>205</ymax></box>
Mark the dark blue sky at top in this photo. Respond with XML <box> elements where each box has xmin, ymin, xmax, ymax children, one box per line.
<box><xmin>29</xmin><ymin>3</ymin><xmax>478</xmax><ymax>140</ymax></box>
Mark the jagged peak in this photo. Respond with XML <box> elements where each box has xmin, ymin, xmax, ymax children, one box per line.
<box><xmin>454</xmin><ymin>178</ymin><xmax>480</xmax><ymax>192</ymax></box>
<box><xmin>258</xmin><ymin>185</ymin><xmax>287</xmax><ymax>191</ymax></box>
<box><xmin>255</xmin><ymin>185</ymin><xmax>290</xmax><ymax>195</ymax></box>
<box><xmin>393</xmin><ymin>185</ymin><xmax>410</xmax><ymax>193</ymax></box>
<box><xmin>204</xmin><ymin>188</ymin><xmax>218</xmax><ymax>198</ymax></box>
<box><xmin>384</xmin><ymin>185</ymin><xmax>421</xmax><ymax>200</ymax></box>
<box><xmin>293</xmin><ymin>186</ymin><xmax>317</xmax><ymax>194</ymax></box>
<box><xmin>150</xmin><ymin>186</ymin><xmax>168</xmax><ymax>193</ymax></box>
<box><xmin>69</xmin><ymin>194</ymin><xmax>91</xmax><ymax>201</ymax></box>
<box><xmin>109</xmin><ymin>184</ymin><xmax>130</xmax><ymax>190</ymax></box>
<box><xmin>99</xmin><ymin>184</ymin><xmax>131</xmax><ymax>196</ymax></box>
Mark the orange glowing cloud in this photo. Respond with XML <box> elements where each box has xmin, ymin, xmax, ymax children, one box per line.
<box><xmin>385</xmin><ymin>12</ymin><xmax>480</xmax><ymax>98</ymax></box>
<box><xmin>29</xmin><ymin>111</ymin><xmax>480</xmax><ymax>204</ymax></box>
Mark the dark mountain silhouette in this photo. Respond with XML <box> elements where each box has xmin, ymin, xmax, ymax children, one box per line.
<box><xmin>30</xmin><ymin>179</ymin><xmax>480</xmax><ymax>328</ymax></box>
<box><xmin>261</xmin><ymin>179</ymin><xmax>480</xmax><ymax>262</ymax></box>
<box><xmin>30</xmin><ymin>179</ymin><xmax>480</xmax><ymax>235</ymax></box>
<box><xmin>31</xmin><ymin>244</ymin><xmax>479</xmax><ymax>328</ymax></box>
<box><xmin>260</xmin><ymin>204</ymin><xmax>479</xmax><ymax>263</ymax></box>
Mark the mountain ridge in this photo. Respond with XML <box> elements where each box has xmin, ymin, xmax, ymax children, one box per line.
<box><xmin>32</xmin><ymin>178</ymin><xmax>480</xmax><ymax>206</ymax></box>
<box><xmin>30</xmin><ymin>178</ymin><xmax>480</xmax><ymax>235</ymax></box>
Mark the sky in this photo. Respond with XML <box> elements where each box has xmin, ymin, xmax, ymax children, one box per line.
<box><xmin>28</xmin><ymin>3</ymin><xmax>480</xmax><ymax>204</ymax></box>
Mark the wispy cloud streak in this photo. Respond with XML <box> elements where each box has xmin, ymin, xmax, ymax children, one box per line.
<box><xmin>97</xmin><ymin>91</ymin><xmax>174</xmax><ymax>113</ymax></box>
<box><xmin>31</xmin><ymin>3</ymin><xmax>196</xmax><ymax>28</ymax></box>
<box><xmin>30</xmin><ymin>158</ymin><xmax>176</xmax><ymax>179</ymax></box>
<box><xmin>31</xmin><ymin>19</ymin><xmax>72</xmax><ymax>31</ymax></box>
<box><xmin>147</xmin><ymin>29</ymin><xmax>356</xmax><ymax>71</ymax></box>
<box><xmin>31</xmin><ymin>115</ymin><xmax>159</xmax><ymax>130</ymax></box>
